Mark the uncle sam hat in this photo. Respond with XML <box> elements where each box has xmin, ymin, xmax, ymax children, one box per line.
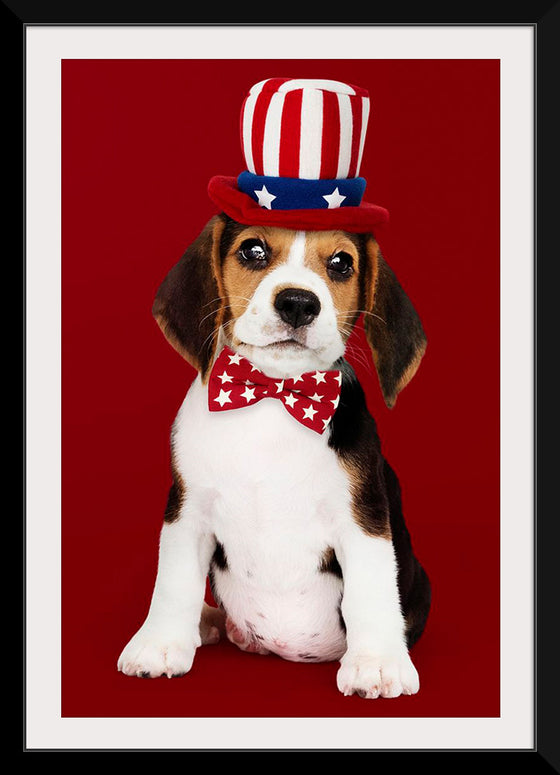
<box><xmin>208</xmin><ymin>77</ymin><xmax>389</xmax><ymax>233</ymax></box>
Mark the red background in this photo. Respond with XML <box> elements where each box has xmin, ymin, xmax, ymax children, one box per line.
<box><xmin>61</xmin><ymin>59</ymin><xmax>500</xmax><ymax>718</ymax></box>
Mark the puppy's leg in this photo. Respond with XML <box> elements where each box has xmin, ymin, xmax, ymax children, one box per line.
<box><xmin>199</xmin><ymin>601</ymin><xmax>226</xmax><ymax>645</ymax></box>
<box><xmin>118</xmin><ymin>507</ymin><xmax>215</xmax><ymax>679</ymax></box>
<box><xmin>336</xmin><ymin>528</ymin><xmax>419</xmax><ymax>699</ymax></box>
<box><xmin>224</xmin><ymin>616</ymin><xmax>271</xmax><ymax>655</ymax></box>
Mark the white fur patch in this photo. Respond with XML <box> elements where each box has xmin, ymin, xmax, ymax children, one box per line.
<box><xmin>285</xmin><ymin>230</ymin><xmax>306</xmax><ymax>267</ymax></box>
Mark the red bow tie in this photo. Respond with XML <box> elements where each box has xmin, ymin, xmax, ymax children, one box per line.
<box><xmin>208</xmin><ymin>347</ymin><xmax>342</xmax><ymax>434</ymax></box>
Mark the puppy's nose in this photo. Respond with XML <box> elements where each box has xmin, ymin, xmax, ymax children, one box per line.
<box><xmin>274</xmin><ymin>288</ymin><xmax>321</xmax><ymax>329</ymax></box>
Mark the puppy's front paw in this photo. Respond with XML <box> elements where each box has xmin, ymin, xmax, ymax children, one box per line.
<box><xmin>337</xmin><ymin>650</ymin><xmax>419</xmax><ymax>699</ymax></box>
<box><xmin>117</xmin><ymin>624</ymin><xmax>199</xmax><ymax>679</ymax></box>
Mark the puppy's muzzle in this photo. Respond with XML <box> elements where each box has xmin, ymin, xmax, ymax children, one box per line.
<box><xmin>274</xmin><ymin>288</ymin><xmax>321</xmax><ymax>330</ymax></box>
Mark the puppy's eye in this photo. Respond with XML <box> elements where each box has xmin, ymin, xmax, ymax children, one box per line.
<box><xmin>327</xmin><ymin>251</ymin><xmax>354</xmax><ymax>281</ymax></box>
<box><xmin>238</xmin><ymin>238</ymin><xmax>269</xmax><ymax>268</ymax></box>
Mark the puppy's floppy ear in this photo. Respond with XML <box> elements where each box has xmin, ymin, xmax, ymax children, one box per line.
<box><xmin>361</xmin><ymin>236</ymin><xmax>427</xmax><ymax>408</ymax></box>
<box><xmin>152</xmin><ymin>215</ymin><xmax>227</xmax><ymax>381</ymax></box>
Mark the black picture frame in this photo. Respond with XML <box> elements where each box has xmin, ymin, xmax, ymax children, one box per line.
<box><xmin>13</xmin><ymin>2</ymin><xmax>556</xmax><ymax>765</ymax></box>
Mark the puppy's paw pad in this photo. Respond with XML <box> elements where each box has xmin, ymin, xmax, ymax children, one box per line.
<box><xmin>337</xmin><ymin>652</ymin><xmax>419</xmax><ymax>699</ymax></box>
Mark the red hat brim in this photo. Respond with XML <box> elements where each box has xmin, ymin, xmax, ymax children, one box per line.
<box><xmin>207</xmin><ymin>176</ymin><xmax>389</xmax><ymax>234</ymax></box>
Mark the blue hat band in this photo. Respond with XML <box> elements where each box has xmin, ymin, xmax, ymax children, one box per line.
<box><xmin>237</xmin><ymin>171</ymin><xmax>366</xmax><ymax>212</ymax></box>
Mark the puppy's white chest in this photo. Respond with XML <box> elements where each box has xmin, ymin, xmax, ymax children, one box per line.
<box><xmin>173</xmin><ymin>376</ymin><xmax>349</xmax><ymax>518</ymax></box>
<box><xmin>172</xmin><ymin>377</ymin><xmax>352</xmax><ymax>661</ymax></box>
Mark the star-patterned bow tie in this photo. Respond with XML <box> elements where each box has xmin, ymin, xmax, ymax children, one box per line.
<box><xmin>208</xmin><ymin>347</ymin><xmax>342</xmax><ymax>434</ymax></box>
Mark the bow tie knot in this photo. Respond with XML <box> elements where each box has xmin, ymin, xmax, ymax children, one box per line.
<box><xmin>208</xmin><ymin>347</ymin><xmax>341</xmax><ymax>434</ymax></box>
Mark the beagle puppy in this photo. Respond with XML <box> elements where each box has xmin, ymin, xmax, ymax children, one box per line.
<box><xmin>117</xmin><ymin>214</ymin><xmax>431</xmax><ymax>699</ymax></box>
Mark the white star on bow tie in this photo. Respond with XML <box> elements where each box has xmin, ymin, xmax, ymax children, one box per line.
<box><xmin>302</xmin><ymin>404</ymin><xmax>318</xmax><ymax>421</ymax></box>
<box><xmin>218</xmin><ymin>370</ymin><xmax>233</xmax><ymax>384</ymax></box>
<box><xmin>312</xmin><ymin>371</ymin><xmax>327</xmax><ymax>384</ymax></box>
<box><xmin>284</xmin><ymin>393</ymin><xmax>298</xmax><ymax>408</ymax></box>
<box><xmin>214</xmin><ymin>389</ymin><xmax>232</xmax><ymax>407</ymax></box>
<box><xmin>240</xmin><ymin>385</ymin><xmax>256</xmax><ymax>403</ymax></box>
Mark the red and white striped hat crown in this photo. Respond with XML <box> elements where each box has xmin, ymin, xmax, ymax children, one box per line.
<box><xmin>241</xmin><ymin>77</ymin><xmax>370</xmax><ymax>180</ymax></box>
<box><xmin>208</xmin><ymin>78</ymin><xmax>389</xmax><ymax>233</ymax></box>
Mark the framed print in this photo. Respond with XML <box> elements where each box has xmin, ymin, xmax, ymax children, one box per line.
<box><xmin>24</xmin><ymin>21</ymin><xmax>539</xmax><ymax>754</ymax></box>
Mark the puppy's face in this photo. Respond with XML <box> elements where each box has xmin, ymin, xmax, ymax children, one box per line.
<box><xmin>218</xmin><ymin>224</ymin><xmax>365</xmax><ymax>378</ymax></box>
<box><xmin>153</xmin><ymin>214</ymin><xmax>426</xmax><ymax>407</ymax></box>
